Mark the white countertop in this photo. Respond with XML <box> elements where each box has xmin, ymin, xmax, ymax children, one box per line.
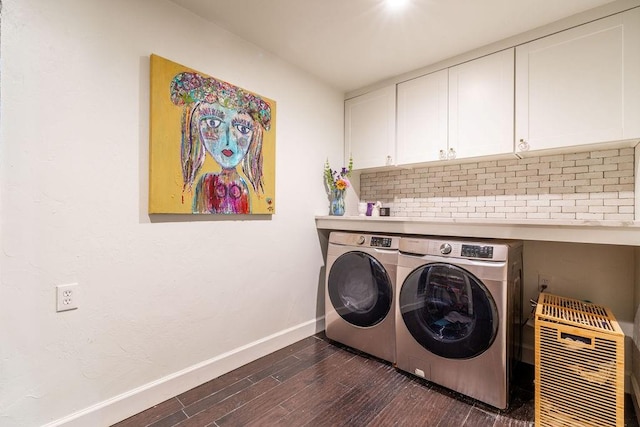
<box><xmin>315</xmin><ymin>215</ymin><xmax>640</xmax><ymax>246</ymax></box>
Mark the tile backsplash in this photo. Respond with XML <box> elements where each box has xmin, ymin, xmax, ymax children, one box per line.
<box><xmin>360</xmin><ymin>147</ymin><xmax>635</xmax><ymax>221</ymax></box>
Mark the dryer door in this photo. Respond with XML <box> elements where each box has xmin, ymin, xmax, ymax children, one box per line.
<box><xmin>400</xmin><ymin>262</ymin><xmax>498</xmax><ymax>359</ymax></box>
<box><xmin>328</xmin><ymin>251</ymin><xmax>393</xmax><ymax>328</ymax></box>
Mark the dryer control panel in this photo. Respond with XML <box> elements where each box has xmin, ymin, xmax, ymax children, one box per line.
<box><xmin>461</xmin><ymin>244</ymin><xmax>494</xmax><ymax>259</ymax></box>
<box><xmin>371</xmin><ymin>236</ymin><xmax>393</xmax><ymax>248</ymax></box>
<box><xmin>329</xmin><ymin>232</ymin><xmax>400</xmax><ymax>250</ymax></box>
<box><xmin>400</xmin><ymin>238</ymin><xmax>511</xmax><ymax>261</ymax></box>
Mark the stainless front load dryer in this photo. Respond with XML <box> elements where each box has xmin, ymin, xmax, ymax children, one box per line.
<box><xmin>395</xmin><ymin>237</ymin><xmax>523</xmax><ymax>409</ymax></box>
<box><xmin>325</xmin><ymin>232</ymin><xmax>399</xmax><ymax>363</ymax></box>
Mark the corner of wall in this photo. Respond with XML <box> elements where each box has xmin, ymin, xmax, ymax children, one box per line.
<box><xmin>635</xmin><ymin>144</ymin><xmax>640</xmax><ymax>220</ymax></box>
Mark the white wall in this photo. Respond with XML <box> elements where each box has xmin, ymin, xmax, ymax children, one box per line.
<box><xmin>0</xmin><ymin>1</ymin><xmax>345</xmax><ymax>426</ymax></box>
<box><xmin>520</xmin><ymin>241</ymin><xmax>636</xmax><ymax>377</ymax></box>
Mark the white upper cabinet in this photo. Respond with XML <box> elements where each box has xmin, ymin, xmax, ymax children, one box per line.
<box><xmin>344</xmin><ymin>85</ymin><xmax>396</xmax><ymax>169</ymax></box>
<box><xmin>397</xmin><ymin>49</ymin><xmax>515</xmax><ymax>166</ymax></box>
<box><xmin>449</xmin><ymin>48</ymin><xmax>515</xmax><ymax>161</ymax></box>
<box><xmin>515</xmin><ymin>8</ymin><xmax>640</xmax><ymax>153</ymax></box>
<box><xmin>396</xmin><ymin>70</ymin><xmax>448</xmax><ymax>165</ymax></box>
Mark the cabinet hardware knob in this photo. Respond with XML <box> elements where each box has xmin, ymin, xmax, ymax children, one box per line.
<box><xmin>518</xmin><ymin>139</ymin><xmax>530</xmax><ymax>151</ymax></box>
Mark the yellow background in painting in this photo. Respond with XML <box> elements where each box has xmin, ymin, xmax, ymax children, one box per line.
<box><xmin>148</xmin><ymin>54</ymin><xmax>277</xmax><ymax>214</ymax></box>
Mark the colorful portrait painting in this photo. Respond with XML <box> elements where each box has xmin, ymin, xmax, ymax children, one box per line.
<box><xmin>149</xmin><ymin>54</ymin><xmax>276</xmax><ymax>214</ymax></box>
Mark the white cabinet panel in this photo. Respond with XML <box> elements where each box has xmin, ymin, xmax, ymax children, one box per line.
<box><xmin>396</xmin><ymin>69</ymin><xmax>448</xmax><ymax>165</ymax></box>
<box><xmin>344</xmin><ymin>85</ymin><xmax>396</xmax><ymax>169</ymax></box>
<box><xmin>515</xmin><ymin>8</ymin><xmax>640</xmax><ymax>153</ymax></box>
<box><xmin>449</xmin><ymin>48</ymin><xmax>515</xmax><ymax>160</ymax></box>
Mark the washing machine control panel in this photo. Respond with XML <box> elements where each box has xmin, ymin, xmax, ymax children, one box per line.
<box><xmin>370</xmin><ymin>236</ymin><xmax>393</xmax><ymax>248</ymax></box>
<box><xmin>461</xmin><ymin>244</ymin><xmax>494</xmax><ymax>259</ymax></box>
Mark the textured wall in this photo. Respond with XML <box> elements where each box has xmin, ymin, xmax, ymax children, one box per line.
<box><xmin>361</xmin><ymin>147</ymin><xmax>635</xmax><ymax>220</ymax></box>
<box><xmin>0</xmin><ymin>1</ymin><xmax>343</xmax><ymax>425</ymax></box>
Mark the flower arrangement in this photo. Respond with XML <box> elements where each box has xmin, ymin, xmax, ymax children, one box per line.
<box><xmin>324</xmin><ymin>157</ymin><xmax>353</xmax><ymax>193</ymax></box>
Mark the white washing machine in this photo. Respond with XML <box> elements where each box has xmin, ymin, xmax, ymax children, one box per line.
<box><xmin>395</xmin><ymin>237</ymin><xmax>523</xmax><ymax>409</ymax></box>
<box><xmin>325</xmin><ymin>231</ymin><xmax>399</xmax><ymax>363</ymax></box>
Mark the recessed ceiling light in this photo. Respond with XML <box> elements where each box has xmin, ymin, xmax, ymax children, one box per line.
<box><xmin>385</xmin><ymin>0</ymin><xmax>410</xmax><ymax>11</ymax></box>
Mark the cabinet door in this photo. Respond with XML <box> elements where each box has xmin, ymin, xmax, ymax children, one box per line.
<box><xmin>515</xmin><ymin>8</ymin><xmax>640</xmax><ymax>152</ymax></box>
<box><xmin>344</xmin><ymin>85</ymin><xmax>396</xmax><ymax>169</ymax></box>
<box><xmin>396</xmin><ymin>69</ymin><xmax>448</xmax><ymax>165</ymax></box>
<box><xmin>449</xmin><ymin>48</ymin><xmax>515</xmax><ymax>160</ymax></box>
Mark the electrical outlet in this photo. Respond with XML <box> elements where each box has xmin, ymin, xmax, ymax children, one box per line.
<box><xmin>56</xmin><ymin>283</ymin><xmax>78</xmax><ymax>312</ymax></box>
<box><xmin>538</xmin><ymin>274</ymin><xmax>552</xmax><ymax>292</ymax></box>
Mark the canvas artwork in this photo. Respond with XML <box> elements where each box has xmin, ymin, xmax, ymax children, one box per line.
<box><xmin>149</xmin><ymin>54</ymin><xmax>276</xmax><ymax>214</ymax></box>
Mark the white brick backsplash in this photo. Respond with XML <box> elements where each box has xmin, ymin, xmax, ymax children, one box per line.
<box><xmin>549</xmin><ymin>186</ymin><xmax>578</xmax><ymax>193</ymax></box>
<box><xmin>538</xmin><ymin>206</ymin><xmax>562</xmax><ymax>213</ymax></box>
<box><xmin>576</xmin><ymin>212</ymin><xmax>604</xmax><ymax>220</ymax></box>
<box><xmin>576</xmin><ymin>199</ymin><xmax>602</xmax><ymax>207</ymax></box>
<box><xmin>528</xmin><ymin>212</ymin><xmax>552</xmax><ymax>219</ymax></box>
<box><xmin>620</xmin><ymin>191</ymin><xmax>634</xmax><ymax>199</ymax></box>
<box><xmin>506</xmin><ymin>164</ymin><xmax>528</xmax><ymax>172</ymax></box>
<box><xmin>604</xmin><ymin>198</ymin><xmax>634</xmax><ymax>206</ymax></box>
<box><xmin>605</xmin><ymin>213</ymin><xmax>635</xmax><ymax>220</ymax></box>
<box><xmin>360</xmin><ymin>147</ymin><xmax>635</xmax><ymax>220</ymax></box>
<box><xmin>562</xmin><ymin>193</ymin><xmax>589</xmax><ymax>200</ymax></box>
<box><xmin>487</xmin><ymin>212</ymin><xmax>508</xmax><ymax>218</ymax></box>
<box><xmin>589</xmin><ymin>205</ymin><xmax>618</xmax><ymax>213</ymax></box>
<box><xmin>550</xmin><ymin>160</ymin><xmax>576</xmax><ymax>168</ymax></box>
<box><xmin>576</xmin><ymin>185</ymin><xmax>604</xmax><ymax>193</ymax></box>
<box><xmin>576</xmin><ymin>158</ymin><xmax>603</xmax><ymax>166</ymax></box>
<box><xmin>563</xmin><ymin>166</ymin><xmax>590</xmax><ymax>174</ymax></box>
<box><xmin>551</xmin><ymin>200</ymin><xmax>576</xmax><ymax>207</ymax></box>
<box><xmin>591</xmin><ymin>149</ymin><xmax>620</xmax><ymax>158</ymax></box>
<box><xmin>605</xmin><ymin>184</ymin><xmax>633</xmax><ymax>192</ymax></box>
<box><xmin>605</xmin><ymin>155</ymin><xmax>634</xmax><ymax>164</ymax></box>
<box><xmin>565</xmin><ymin>152</ymin><xmax>590</xmax><ymax>160</ymax></box>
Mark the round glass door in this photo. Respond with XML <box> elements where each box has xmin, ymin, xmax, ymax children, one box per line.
<box><xmin>399</xmin><ymin>263</ymin><xmax>498</xmax><ymax>359</ymax></box>
<box><xmin>328</xmin><ymin>251</ymin><xmax>393</xmax><ymax>328</ymax></box>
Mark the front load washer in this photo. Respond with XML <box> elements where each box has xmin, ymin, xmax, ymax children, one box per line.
<box><xmin>325</xmin><ymin>231</ymin><xmax>399</xmax><ymax>363</ymax></box>
<box><xmin>395</xmin><ymin>237</ymin><xmax>523</xmax><ymax>409</ymax></box>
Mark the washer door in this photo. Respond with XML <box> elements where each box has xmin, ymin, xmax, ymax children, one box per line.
<box><xmin>328</xmin><ymin>251</ymin><xmax>393</xmax><ymax>328</ymax></box>
<box><xmin>400</xmin><ymin>262</ymin><xmax>498</xmax><ymax>359</ymax></box>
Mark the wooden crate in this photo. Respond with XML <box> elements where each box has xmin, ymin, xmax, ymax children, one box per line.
<box><xmin>535</xmin><ymin>293</ymin><xmax>624</xmax><ymax>427</ymax></box>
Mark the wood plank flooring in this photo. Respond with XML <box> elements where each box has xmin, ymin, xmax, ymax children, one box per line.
<box><xmin>112</xmin><ymin>333</ymin><xmax>638</xmax><ymax>427</ymax></box>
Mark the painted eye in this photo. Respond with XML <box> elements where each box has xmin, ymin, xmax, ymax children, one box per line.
<box><xmin>234</xmin><ymin>123</ymin><xmax>252</xmax><ymax>135</ymax></box>
<box><xmin>203</xmin><ymin>118</ymin><xmax>221</xmax><ymax>129</ymax></box>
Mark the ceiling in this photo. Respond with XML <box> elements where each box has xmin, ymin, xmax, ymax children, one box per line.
<box><xmin>168</xmin><ymin>0</ymin><xmax>617</xmax><ymax>93</ymax></box>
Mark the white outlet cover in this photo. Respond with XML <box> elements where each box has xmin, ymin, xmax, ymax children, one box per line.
<box><xmin>56</xmin><ymin>283</ymin><xmax>78</xmax><ymax>312</ymax></box>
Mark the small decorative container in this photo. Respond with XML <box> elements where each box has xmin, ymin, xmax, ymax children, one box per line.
<box><xmin>329</xmin><ymin>189</ymin><xmax>345</xmax><ymax>216</ymax></box>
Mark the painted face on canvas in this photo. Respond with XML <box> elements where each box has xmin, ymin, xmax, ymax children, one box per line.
<box><xmin>195</xmin><ymin>103</ymin><xmax>254</xmax><ymax>169</ymax></box>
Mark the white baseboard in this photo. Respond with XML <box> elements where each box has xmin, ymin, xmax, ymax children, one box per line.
<box><xmin>44</xmin><ymin>317</ymin><xmax>325</xmax><ymax>427</ymax></box>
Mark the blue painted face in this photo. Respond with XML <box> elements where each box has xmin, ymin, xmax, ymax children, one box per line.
<box><xmin>196</xmin><ymin>103</ymin><xmax>254</xmax><ymax>169</ymax></box>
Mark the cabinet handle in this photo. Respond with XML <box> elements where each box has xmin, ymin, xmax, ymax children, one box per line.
<box><xmin>448</xmin><ymin>148</ymin><xmax>456</xmax><ymax>160</ymax></box>
<box><xmin>439</xmin><ymin>149</ymin><xmax>447</xmax><ymax>160</ymax></box>
<box><xmin>518</xmin><ymin>139</ymin><xmax>530</xmax><ymax>151</ymax></box>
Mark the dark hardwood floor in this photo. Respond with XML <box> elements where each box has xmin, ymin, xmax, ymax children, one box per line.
<box><xmin>113</xmin><ymin>333</ymin><xmax>638</xmax><ymax>427</ymax></box>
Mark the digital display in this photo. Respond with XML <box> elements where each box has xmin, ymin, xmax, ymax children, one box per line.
<box><xmin>461</xmin><ymin>244</ymin><xmax>493</xmax><ymax>259</ymax></box>
<box><xmin>370</xmin><ymin>237</ymin><xmax>392</xmax><ymax>248</ymax></box>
